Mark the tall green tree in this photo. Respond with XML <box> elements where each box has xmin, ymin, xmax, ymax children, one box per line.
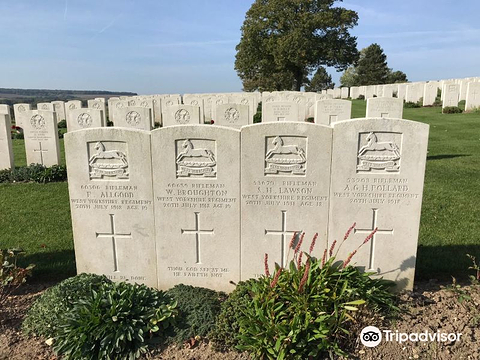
<box><xmin>339</xmin><ymin>45</ymin><xmax>408</xmax><ymax>86</ymax></box>
<box><xmin>235</xmin><ymin>0</ymin><xmax>359</xmax><ymax>91</ymax></box>
<box><xmin>386</xmin><ymin>70</ymin><xmax>408</xmax><ymax>84</ymax></box>
<box><xmin>355</xmin><ymin>43</ymin><xmax>389</xmax><ymax>85</ymax></box>
<box><xmin>305</xmin><ymin>66</ymin><xmax>334</xmax><ymax>92</ymax></box>
<box><xmin>339</xmin><ymin>66</ymin><xmax>358</xmax><ymax>87</ymax></box>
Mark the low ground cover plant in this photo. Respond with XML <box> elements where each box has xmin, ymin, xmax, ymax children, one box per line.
<box><xmin>53</xmin><ymin>281</ymin><xmax>177</xmax><ymax>360</ymax></box>
<box><xmin>23</xmin><ymin>273</ymin><xmax>108</xmax><ymax>338</ymax></box>
<box><xmin>0</xmin><ymin>164</ymin><xmax>67</xmax><ymax>183</ymax></box>
<box><xmin>0</xmin><ymin>248</ymin><xmax>34</xmax><ymax>305</ymax></box>
<box><xmin>212</xmin><ymin>226</ymin><xmax>398</xmax><ymax>359</ymax></box>
<box><xmin>404</xmin><ymin>101</ymin><xmax>421</xmax><ymax>108</ymax></box>
<box><xmin>165</xmin><ymin>284</ymin><xmax>227</xmax><ymax>344</ymax></box>
<box><xmin>23</xmin><ymin>274</ymin><xmax>177</xmax><ymax>360</ymax></box>
<box><xmin>442</xmin><ymin>106</ymin><xmax>463</xmax><ymax>114</ymax></box>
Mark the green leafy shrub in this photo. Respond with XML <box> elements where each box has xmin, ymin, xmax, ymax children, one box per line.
<box><xmin>358</xmin><ymin>94</ymin><xmax>365</xmax><ymax>100</ymax></box>
<box><xmin>23</xmin><ymin>273</ymin><xmax>108</xmax><ymax>338</ymax></box>
<box><xmin>107</xmin><ymin>120</ymin><xmax>114</xmax><ymax>126</ymax></box>
<box><xmin>210</xmin><ymin>279</ymin><xmax>257</xmax><ymax>352</ymax></box>
<box><xmin>165</xmin><ymin>284</ymin><xmax>227</xmax><ymax>344</ymax></box>
<box><xmin>57</xmin><ymin>119</ymin><xmax>67</xmax><ymax>128</ymax></box>
<box><xmin>228</xmin><ymin>229</ymin><xmax>398</xmax><ymax>359</ymax></box>
<box><xmin>53</xmin><ymin>281</ymin><xmax>177</xmax><ymax>360</ymax></box>
<box><xmin>443</xmin><ymin>106</ymin><xmax>463</xmax><ymax>114</ymax></box>
<box><xmin>433</xmin><ymin>97</ymin><xmax>442</xmax><ymax>107</ymax></box>
<box><xmin>253</xmin><ymin>112</ymin><xmax>261</xmax><ymax>123</ymax></box>
<box><xmin>404</xmin><ymin>101</ymin><xmax>421</xmax><ymax>108</ymax></box>
<box><xmin>11</xmin><ymin>125</ymin><xmax>24</xmax><ymax>139</ymax></box>
<box><xmin>58</xmin><ymin>128</ymin><xmax>67</xmax><ymax>139</ymax></box>
<box><xmin>0</xmin><ymin>164</ymin><xmax>67</xmax><ymax>183</ymax></box>
<box><xmin>0</xmin><ymin>249</ymin><xmax>35</xmax><ymax>304</ymax></box>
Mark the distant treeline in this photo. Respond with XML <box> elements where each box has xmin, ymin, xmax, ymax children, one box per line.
<box><xmin>0</xmin><ymin>88</ymin><xmax>137</xmax><ymax>106</ymax></box>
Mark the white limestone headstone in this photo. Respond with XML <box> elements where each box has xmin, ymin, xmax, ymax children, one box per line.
<box><xmin>314</xmin><ymin>99</ymin><xmax>352</xmax><ymax>125</ymax></box>
<box><xmin>423</xmin><ymin>82</ymin><xmax>438</xmax><ymax>106</ymax></box>
<box><xmin>37</xmin><ymin>102</ymin><xmax>54</xmax><ymax>111</ymax></box>
<box><xmin>163</xmin><ymin>105</ymin><xmax>201</xmax><ymax>127</ymax></box>
<box><xmin>262</xmin><ymin>102</ymin><xmax>301</xmax><ymax>122</ymax></box>
<box><xmin>333</xmin><ymin>88</ymin><xmax>341</xmax><ymax>99</ymax></box>
<box><xmin>340</xmin><ymin>87</ymin><xmax>349</xmax><ymax>99</ymax></box>
<box><xmin>405</xmin><ymin>83</ymin><xmax>424</xmax><ymax>103</ymax></box>
<box><xmin>376</xmin><ymin>85</ymin><xmax>384</xmax><ymax>98</ymax></box>
<box><xmin>459</xmin><ymin>80</ymin><xmax>468</xmax><ymax>101</ymax></box>
<box><xmin>0</xmin><ymin>104</ymin><xmax>12</xmax><ymax>117</ymax></box>
<box><xmin>161</xmin><ymin>97</ymin><xmax>181</xmax><ymax>122</ymax></box>
<box><xmin>67</xmin><ymin>108</ymin><xmax>105</xmax><ymax>132</ymax></box>
<box><xmin>23</xmin><ymin>110</ymin><xmax>60</xmax><ymax>167</ymax></box>
<box><xmin>365</xmin><ymin>86</ymin><xmax>376</xmax><ymax>99</ymax></box>
<box><xmin>0</xmin><ymin>114</ymin><xmax>14</xmax><ymax>170</ymax></box>
<box><xmin>241</xmin><ymin>122</ymin><xmax>332</xmax><ymax>280</ymax></box>
<box><xmin>88</xmin><ymin>99</ymin><xmax>107</xmax><ymax>125</ymax></box>
<box><xmin>115</xmin><ymin>107</ymin><xmax>152</xmax><ymax>131</ymax></box>
<box><xmin>382</xmin><ymin>85</ymin><xmax>394</xmax><ymax>98</ymax></box>
<box><xmin>65</xmin><ymin>100</ymin><xmax>83</xmax><ymax>124</ymax></box>
<box><xmin>366</xmin><ymin>98</ymin><xmax>403</xmax><ymax>119</ymax></box>
<box><xmin>65</xmin><ymin>128</ymin><xmax>157</xmax><ymax>287</ymax></box>
<box><xmin>329</xmin><ymin>118</ymin><xmax>429</xmax><ymax>291</ymax></box>
<box><xmin>350</xmin><ymin>87</ymin><xmax>360</xmax><ymax>99</ymax></box>
<box><xmin>215</xmin><ymin>103</ymin><xmax>250</xmax><ymax>128</ymax></box>
<box><xmin>465</xmin><ymin>82</ymin><xmax>480</xmax><ymax>111</ymax></box>
<box><xmin>397</xmin><ymin>84</ymin><xmax>407</xmax><ymax>101</ymax></box>
<box><xmin>13</xmin><ymin>103</ymin><xmax>31</xmax><ymax>128</ymax></box>
<box><xmin>52</xmin><ymin>101</ymin><xmax>66</xmax><ymax>122</ymax></box>
<box><xmin>152</xmin><ymin>95</ymin><xmax>163</xmax><ymax>126</ymax></box>
<box><xmin>230</xmin><ymin>93</ymin><xmax>257</xmax><ymax>121</ymax></box>
<box><xmin>182</xmin><ymin>95</ymin><xmax>206</xmax><ymax>123</ymax></box>
<box><xmin>442</xmin><ymin>84</ymin><xmax>460</xmax><ymax>109</ymax></box>
<box><xmin>152</xmin><ymin>125</ymin><xmax>241</xmax><ymax>291</ymax></box>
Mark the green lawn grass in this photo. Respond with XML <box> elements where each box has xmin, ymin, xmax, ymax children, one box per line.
<box><xmin>2</xmin><ymin>103</ymin><xmax>479</xmax><ymax>282</ymax></box>
<box><xmin>12</xmin><ymin>138</ymin><xmax>65</xmax><ymax>167</ymax></box>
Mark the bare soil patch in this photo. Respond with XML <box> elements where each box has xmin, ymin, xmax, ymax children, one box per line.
<box><xmin>1</xmin><ymin>280</ymin><xmax>478</xmax><ymax>360</ymax></box>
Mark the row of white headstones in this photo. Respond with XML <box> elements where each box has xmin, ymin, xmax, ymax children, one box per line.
<box><xmin>64</xmin><ymin>119</ymin><xmax>429</xmax><ymax>292</ymax></box>
<box><xmin>0</xmin><ymin>96</ymin><xmax>406</xmax><ymax>170</ymax></box>
<box><xmin>325</xmin><ymin>77</ymin><xmax>480</xmax><ymax>110</ymax></box>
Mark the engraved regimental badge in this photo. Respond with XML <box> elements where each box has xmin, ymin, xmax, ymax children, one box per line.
<box><xmin>88</xmin><ymin>141</ymin><xmax>129</xmax><ymax>180</ymax></box>
<box><xmin>265</xmin><ymin>136</ymin><xmax>307</xmax><ymax>175</ymax></box>
<box><xmin>357</xmin><ymin>132</ymin><xmax>402</xmax><ymax>173</ymax></box>
<box><xmin>176</xmin><ymin>139</ymin><xmax>216</xmax><ymax>178</ymax></box>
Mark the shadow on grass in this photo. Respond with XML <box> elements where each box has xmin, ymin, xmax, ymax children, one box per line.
<box><xmin>21</xmin><ymin>250</ymin><xmax>76</xmax><ymax>283</ymax></box>
<box><xmin>427</xmin><ymin>154</ymin><xmax>471</xmax><ymax>161</ymax></box>
<box><xmin>15</xmin><ymin>245</ymin><xmax>480</xmax><ymax>286</ymax></box>
<box><xmin>416</xmin><ymin>244</ymin><xmax>480</xmax><ymax>282</ymax></box>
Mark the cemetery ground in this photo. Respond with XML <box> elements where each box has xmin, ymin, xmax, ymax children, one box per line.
<box><xmin>1</xmin><ymin>100</ymin><xmax>480</xmax><ymax>359</ymax></box>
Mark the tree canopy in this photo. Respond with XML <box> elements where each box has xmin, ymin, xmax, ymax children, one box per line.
<box><xmin>339</xmin><ymin>43</ymin><xmax>408</xmax><ymax>86</ymax></box>
<box><xmin>304</xmin><ymin>66</ymin><xmax>334</xmax><ymax>92</ymax></box>
<box><xmin>235</xmin><ymin>0</ymin><xmax>359</xmax><ymax>92</ymax></box>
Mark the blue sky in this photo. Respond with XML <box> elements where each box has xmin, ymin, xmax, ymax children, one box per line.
<box><xmin>0</xmin><ymin>0</ymin><xmax>479</xmax><ymax>94</ymax></box>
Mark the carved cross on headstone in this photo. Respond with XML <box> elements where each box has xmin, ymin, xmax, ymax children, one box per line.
<box><xmin>33</xmin><ymin>142</ymin><xmax>48</xmax><ymax>165</ymax></box>
<box><xmin>265</xmin><ymin>210</ymin><xmax>301</xmax><ymax>267</ymax></box>
<box><xmin>181</xmin><ymin>212</ymin><xmax>214</xmax><ymax>264</ymax></box>
<box><xmin>472</xmin><ymin>89</ymin><xmax>479</xmax><ymax>100</ymax></box>
<box><xmin>354</xmin><ymin>208</ymin><xmax>394</xmax><ymax>271</ymax></box>
<box><xmin>96</xmin><ymin>214</ymin><xmax>132</xmax><ymax>272</ymax></box>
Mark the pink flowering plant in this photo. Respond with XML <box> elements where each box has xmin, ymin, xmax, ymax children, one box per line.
<box><xmin>235</xmin><ymin>224</ymin><xmax>398</xmax><ymax>360</ymax></box>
